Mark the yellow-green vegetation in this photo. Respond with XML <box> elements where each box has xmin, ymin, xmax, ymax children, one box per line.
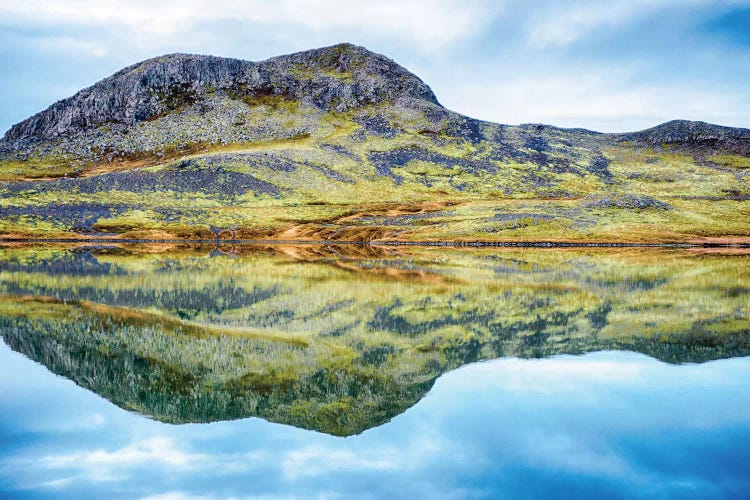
<box><xmin>290</xmin><ymin>63</ymin><xmax>354</xmax><ymax>83</ymax></box>
<box><xmin>709</xmin><ymin>154</ymin><xmax>750</xmax><ymax>169</ymax></box>
<box><xmin>0</xmin><ymin>155</ymin><xmax>82</xmax><ymax>181</ymax></box>
<box><xmin>3</xmin><ymin>125</ymin><xmax>749</xmax><ymax>243</ymax></box>
<box><xmin>2</xmin><ymin>74</ymin><xmax>748</xmax><ymax>242</ymax></box>
<box><xmin>0</xmin><ymin>244</ymin><xmax>748</xmax><ymax>435</ymax></box>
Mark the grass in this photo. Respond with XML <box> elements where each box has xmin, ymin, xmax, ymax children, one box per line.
<box><xmin>0</xmin><ymin>157</ymin><xmax>81</xmax><ymax>181</ymax></box>
<box><xmin>1</xmin><ymin>98</ymin><xmax>748</xmax><ymax>242</ymax></box>
<box><xmin>709</xmin><ymin>154</ymin><xmax>750</xmax><ymax>169</ymax></box>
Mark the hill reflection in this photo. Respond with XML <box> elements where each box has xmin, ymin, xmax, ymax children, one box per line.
<box><xmin>0</xmin><ymin>244</ymin><xmax>748</xmax><ymax>436</ymax></box>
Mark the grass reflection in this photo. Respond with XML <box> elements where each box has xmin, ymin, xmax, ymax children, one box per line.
<box><xmin>0</xmin><ymin>244</ymin><xmax>748</xmax><ymax>435</ymax></box>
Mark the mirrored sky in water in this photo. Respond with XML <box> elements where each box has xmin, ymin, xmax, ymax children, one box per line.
<box><xmin>1</xmin><ymin>341</ymin><xmax>749</xmax><ymax>499</ymax></box>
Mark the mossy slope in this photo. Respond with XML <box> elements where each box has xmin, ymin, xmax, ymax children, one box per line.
<box><xmin>1</xmin><ymin>45</ymin><xmax>748</xmax><ymax>242</ymax></box>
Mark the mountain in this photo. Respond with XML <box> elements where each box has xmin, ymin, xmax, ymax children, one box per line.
<box><xmin>1</xmin><ymin>43</ymin><xmax>749</xmax><ymax>243</ymax></box>
<box><xmin>3</xmin><ymin>45</ymin><xmax>438</xmax><ymax>143</ymax></box>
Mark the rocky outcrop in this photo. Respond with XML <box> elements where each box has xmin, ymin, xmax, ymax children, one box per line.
<box><xmin>614</xmin><ymin>119</ymin><xmax>750</xmax><ymax>154</ymax></box>
<box><xmin>2</xmin><ymin>43</ymin><xmax>438</xmax><ymax>143</ymax></box>
<box><xmin>3</xmin><ymin>42</ymin><xmax>749</xmax><ymax>157</ymax></box>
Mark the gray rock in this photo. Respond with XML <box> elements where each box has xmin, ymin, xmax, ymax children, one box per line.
<box><xmin>583</xmin><ymin>194</ymin><xmax>672</xmax><ymax>210</ymax></box>
<box><xmin>613</xmin><ymin>120</ymin><xmax>750</xmax><ymax>155</ymax></box>
<box><xmin>2</xmin><ymin>43</ymin><xmax>438</xmax><ymax>143</ymax></box>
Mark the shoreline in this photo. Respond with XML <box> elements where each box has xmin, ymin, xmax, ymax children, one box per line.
<box><xmin>1</xmin><ymin>237</ymin><xmax>749</xmax><ymax>248</ymax></box>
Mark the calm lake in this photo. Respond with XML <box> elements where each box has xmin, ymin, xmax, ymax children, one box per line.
<box><xmin>0</xmin><ymin>243</ymin><xmax>749</xmax><ymax>498</ymax></box>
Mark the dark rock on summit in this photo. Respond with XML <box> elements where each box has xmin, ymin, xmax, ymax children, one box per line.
<box><xmin>3</xmin><ymin>43</ymin><xmax>438</xmax><ymax>143</ymax></box>
<box><xmin>615</xmin><ymin>119</ymin><xmax>750</xmax><ymax>154</ymax></box>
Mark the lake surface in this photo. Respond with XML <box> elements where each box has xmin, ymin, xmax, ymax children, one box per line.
<box><xmin>0</xmin><ymin>243</ymin><xmax>748</xmax><ymax>498</ymax></box>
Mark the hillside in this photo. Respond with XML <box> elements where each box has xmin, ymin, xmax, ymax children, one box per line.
<box><xmin>1</xmin><ymin>43</ymin><xmax>749</xmax><ymax>243</ymax></box>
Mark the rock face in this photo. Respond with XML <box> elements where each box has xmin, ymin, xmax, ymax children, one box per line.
<box><xmin>616</xmin><ymin>119</ymin><xmax>750</xmax><ymax>154</ymax></box>
<box><xmin>2</xmin><ymin>43</ymin><xmax>438</xmax><ymax>142</ymax></box>
<box><xmin>3</xmin><ymin>42</ymin><xmax>748</xmax><ymax>155</ymax></box>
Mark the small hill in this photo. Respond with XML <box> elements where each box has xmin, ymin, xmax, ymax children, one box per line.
<box><xmin>3</xmin><ymin>44</ymin><xmax>438</xmax><ymax>143</ymax></box>
<box><xmin>615</xmin><ymin>119</ymin><xmax>750</xmax><ymax>155</ymax></box>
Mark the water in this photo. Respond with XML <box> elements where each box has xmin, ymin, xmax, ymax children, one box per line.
<box><xmin>0</xmin><ymin>244</ymin><xmax>748</xmax><ymax>498</ymax></box>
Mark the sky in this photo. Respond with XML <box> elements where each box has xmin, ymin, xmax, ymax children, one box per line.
<box><xmin>0</xmin><ymin>0</ymin><xmax>749</xmax><ymax>133</ymax></box>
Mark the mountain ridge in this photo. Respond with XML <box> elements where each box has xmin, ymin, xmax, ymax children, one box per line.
<box><xmin>2</xmin><ymin>43</ymin><xmax>439</xmax><ymax>143</ymax></box>
<box><xmin>0</xmin><ymin>43</ymin><xmax>748</xmax><ymax>243</ymax></box>
<box><xmin>5</xmin><ymin>44</ymin><xmax>750</xmax><ymax>147</ymax></box>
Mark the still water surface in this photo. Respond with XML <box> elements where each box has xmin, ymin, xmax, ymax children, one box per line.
<box><xmin>0</xmin><ymin>244</ymin><xmax>748</xmax><ymax>498</ymax></box>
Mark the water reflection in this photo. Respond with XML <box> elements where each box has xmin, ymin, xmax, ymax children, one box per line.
<box><xmin>1</xmin><ymin>344</ymin><xmax>749</xmax><ymax>498</ymax></box>
<box><xmin>0</xmin><ymin>244</ymin><xmax>748</xmax><ymax>437</ymax></box>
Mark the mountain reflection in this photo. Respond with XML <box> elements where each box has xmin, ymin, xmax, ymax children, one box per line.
<box><xmin>0</xmin><ymin>244</ymin><xmax>748</xmax><ymax>436</ymax></box>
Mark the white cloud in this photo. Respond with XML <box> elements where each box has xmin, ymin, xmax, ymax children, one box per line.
<box><xmin>438</xmin><ymin>72</ymin><xmax>748</xmax><ymax>132</ymax></box>
<box><xmin>520</xmin><ymin>432</ymin><xmax>630</xmax><ymax>476</ymax></box>
<box><xmin>38</xmin><ymin>437</ymin><xmax>204</xmax><ymax>482</ymax></box>
<box><xmin>142</xmin><ymin>493</ymin><xmax>297</xmax><ymax>500</ymax></box>
<box><xmin>0</xmin><ymin>0</ymin><xmax>499</xmax><ymax>48</ymax></box>
<box><xmin>282</xmin><ymin>435</ymin><xmax>449</xmax><ymax>479</ymax></box>
<box><xmin>283</xmin><ymin>446</ymin><xmax>399</xmax><ymax>477</ymax></box>
<box><xmin>26</xmin><ymin>412</ymin><xmax>108</xmax><ymax>433</ymax></box>
<box><xmin>4</xmin><ymin>437</ymin><xmax>268</xmax><ymax>492</ymax></box>
<box><xmin>436</xmin><ymin>353</ymin><xmax>650</xmax><ymax>397</ymax></box>
<box><xmin>36</xmin><ymin>437</ymin><xmax>269</xmax><ymax>475</ymax></box>
<box><xmin>37</xmin><ymin>477</ymin><xmax>76</xmax><ymax>489</ymax></box>
<box><xmin>142</xmin><ymin>493</ymin><xmax>216</xmax><ymax>500</ymax></box>
<box><xmin>520</xmin><ymin>0</ymin><xmax>727</xmax><ymax>48</ymax></box>
<box><xmin>27</xmin><ymin>36</ymin><xmax>109</xmax><ymax>57</ymax></box>
<box><xmin>525</xmin><ymin>1</ymin><xmax>659</xmax><ymax>48</ymax></box>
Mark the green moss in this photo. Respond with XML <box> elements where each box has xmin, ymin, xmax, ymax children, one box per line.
<box><xmin>709</xmin><ymin>154</ymin><xmax>750</xmax><ymax>169</ymax></box>
<box><xmin>0</xmin><ymin>156</ymin><xmax>81</xmax><ymax>181</ymax></box>
<box><xmin>290</xmin><ymin>63</ymin><xmax>353</xmax><ymax>82</ymax></box>
<box><xmin>94</xmin><ymin>209</ymin><xmax>164</xmax><ymax>232</ymax></box>
<box><xmin>238</xmin><ymin>93</ymin><xmax>296</xmax><ymax>110</ymax></box>
<box><xmin>1</xmin><ymin>102</ymin><xmax>749</xmax><ymax>242</ymax></box>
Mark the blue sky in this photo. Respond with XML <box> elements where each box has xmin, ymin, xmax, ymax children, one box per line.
<box><xmin>1</xmin><ymin>0</ymin><xmax>749</xmax><ymax>133</ymax></box>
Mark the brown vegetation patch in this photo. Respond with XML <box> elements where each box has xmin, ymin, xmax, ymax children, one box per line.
<box><xmin>271</xmin><ymin>201</ymin><xmax>457</xmax><ymax>242</ymax></box>
<box><xmin>339</xmin><ymin>201</ymin><xmax>457</xmax><ymax>222</ymax></box>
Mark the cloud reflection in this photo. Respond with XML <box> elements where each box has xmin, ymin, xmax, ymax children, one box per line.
<box><xmin>42</xmin><ymin>437</ymin><xmax>201</xmax><ymax>471</ymax></box>
<box><xmin>2</xmin><ymin>349</ymin><xmax>750</xmax><ymax>499</ymax></box>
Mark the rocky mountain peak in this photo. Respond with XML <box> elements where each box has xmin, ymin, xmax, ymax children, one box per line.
<box><xmin>613</xmin><ymin>119</ymin><xmax>750</xmax><ymax>155</ymax></box>
<box><xmin>2</xmin><ymin>43</ymin><xmax>439</xmax><ymax>143</ymax></box>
